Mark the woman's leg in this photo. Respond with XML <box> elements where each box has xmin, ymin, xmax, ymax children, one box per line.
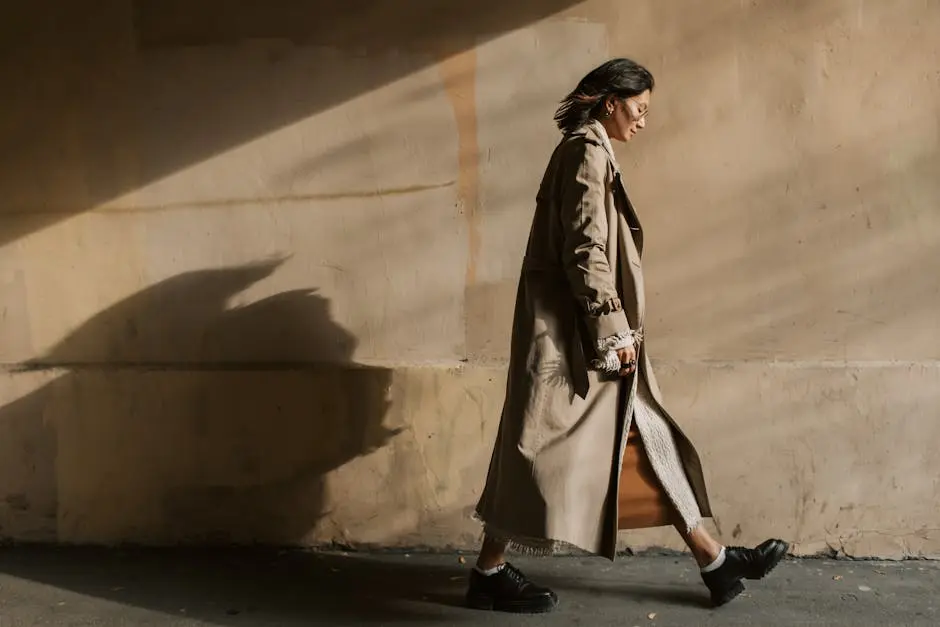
<box><xmin>676</xmin><ymin>523</ymin><xmax>723</xmax><ymax>568</ymax></box>
<box><xmin>476</xmin><ymin>534</ymin><xmax>508</xmax><ymax>570</ymax></box>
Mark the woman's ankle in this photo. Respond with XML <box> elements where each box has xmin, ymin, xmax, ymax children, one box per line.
<box><xmin>476</xmin><ymin>536</ymin><xmax>508</xmax><ymax>570</ymax></box>
<box><xmin>678</xmin><ymin>524</ymin><xmax>722</xmax><ymax>567</ymax></box>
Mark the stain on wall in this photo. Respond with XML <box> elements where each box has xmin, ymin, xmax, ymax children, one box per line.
<box><xmin>438</xmin><ymin>49</ymin><xmax>481</xmax><ymax>288</ymax></box>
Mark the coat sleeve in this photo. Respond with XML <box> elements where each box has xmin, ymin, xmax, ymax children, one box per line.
<box><xmin>558</xmin><ymin>139</ymin><xmax>632</xmax><ymax>352</ymax></box>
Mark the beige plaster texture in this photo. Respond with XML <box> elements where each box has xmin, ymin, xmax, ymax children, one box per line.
<box><xmin>1</xmin><ymin>0</ymin><xmax>938</xmax><ymax>558</ymax></box>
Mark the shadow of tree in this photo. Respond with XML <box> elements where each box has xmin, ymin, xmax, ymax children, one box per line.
<box><xmin>0</xmin><ymin>0</ymin><xmax>585</xmax><ymax>247</ymax></box>
<box><xmin>0</xmin><ymin>258</ymin><xmax>401</xmax><ymax>546</ymax></box>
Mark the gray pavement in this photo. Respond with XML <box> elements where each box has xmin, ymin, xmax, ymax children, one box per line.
<box><xmin>0</xmin><ymin>547</ymin><xmax>937</xmax><ymax>626</ymax></box>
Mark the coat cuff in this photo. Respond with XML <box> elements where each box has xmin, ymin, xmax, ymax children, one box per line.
<box><xmin>586</xmin><ymin>308</ymin><xmax>631</xmax><ymax>345</ymax></box>
<box><xmin>591</xmin><ymin>328</ymin><xmax>644</xmax><ymax>374</ymax></box>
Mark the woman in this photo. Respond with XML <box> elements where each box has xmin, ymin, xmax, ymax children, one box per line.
<box><xmin>466</xmin><ymin>58</ymin><xmax>788</xmax><ymax>612</ymax></box>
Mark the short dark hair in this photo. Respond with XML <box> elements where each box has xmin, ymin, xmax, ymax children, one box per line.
<box><xmin>554</xmin><ymin>58</ymin><xmax>655</xmax><ymax>134</ymax></box>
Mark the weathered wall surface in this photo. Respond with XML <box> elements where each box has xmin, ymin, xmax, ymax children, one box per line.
<box><xmin>2</xmin><ymin>0</ymin><xmax>938</xmax><ymax>558</ymax></box>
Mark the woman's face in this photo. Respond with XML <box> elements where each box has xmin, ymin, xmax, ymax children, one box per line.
<box><xmin>602</xmin><ymin>89</ymin><xmax>650</xmax><ymax>142</ymax></box>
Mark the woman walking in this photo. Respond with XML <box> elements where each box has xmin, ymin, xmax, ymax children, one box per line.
<box><xmin>467</xmin><ymin>58</ymin><xmax>787</xmax><ymax>612</ymax></box>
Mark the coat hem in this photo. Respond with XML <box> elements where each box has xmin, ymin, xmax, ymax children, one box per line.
<box><xmin>472</xmin><ymin>511</ymin><xmax>576</xmax><ymax>558</ymax></box>
<box><xmin>473</xmin><ymin>509</ymin><xmax>710</xmax><ymax>559</ymax></box>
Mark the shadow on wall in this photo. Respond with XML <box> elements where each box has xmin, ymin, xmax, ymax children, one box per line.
<box><xmin>1</xmin><ymin>0</ymin><xmax>583</xmax><ymax>247</ymax></box>
<box><xmin>0</xmin><ymin>257</ymin><xmax>401</xmax><ymax>545</ymax></box>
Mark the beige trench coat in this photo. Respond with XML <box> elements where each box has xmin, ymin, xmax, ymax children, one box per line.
<box><xmin>475</xmin><ymin>121</ymin><xmax>713</xmax><ymax>560</ymax></box>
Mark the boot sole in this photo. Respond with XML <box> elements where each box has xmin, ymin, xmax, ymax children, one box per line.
<box><xmin>711</xmin><ymin>579</ymin><xmax>745</xmax><ymax>607</ymax></box>
<box><xmin>466</xmin><ymin>593</ymin><xmax>558</xmax><ymax>614</ymax></box>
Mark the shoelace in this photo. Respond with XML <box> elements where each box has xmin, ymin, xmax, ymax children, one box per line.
<box><xmin>503</xmin><ymin>564</ymin><xmax>529</xmax><ymax>587</ymax></box>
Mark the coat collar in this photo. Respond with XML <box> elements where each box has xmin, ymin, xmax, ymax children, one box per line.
<box><xmin>569</xmin><ymin>120</ymin><xmax>620</xmax><ymax>173</ymax></box>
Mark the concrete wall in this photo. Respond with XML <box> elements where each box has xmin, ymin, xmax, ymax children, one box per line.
<box><xmin>2</xmin><ymin>0</ymin><xmax>938</xmax><ymax>558</ymax></box>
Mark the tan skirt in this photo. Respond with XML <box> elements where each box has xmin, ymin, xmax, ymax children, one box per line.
<box><xmin>617</xmin><ymin>419</ymin><xmax>678</xmax><ymax>529</ymax></box>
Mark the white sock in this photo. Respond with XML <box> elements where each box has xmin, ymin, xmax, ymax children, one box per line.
<box><xmin>475</xmin><ymin>563</ymin><xmax>506</xmax><ymax>576</ymax></box>
<box><xmin>701</xmin><ymin>547</ymin><xmax>727</xmax><ymax>573</ymax></box>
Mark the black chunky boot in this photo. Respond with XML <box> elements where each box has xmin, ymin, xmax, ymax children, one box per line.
<box><xmin>702</xmin><ymin>538</ymin><xmax>789</xmax><ymax>607</ymax></box>
<box><xmin>465</xmin><ymin>562</ymin><xmax>558</xmax><ymax>613</ymax></box>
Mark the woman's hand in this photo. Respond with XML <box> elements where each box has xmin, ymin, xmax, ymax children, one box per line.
<box><xmin>616</xmin><ymin>346</ymin><xmax>637</xmax><ymax>376</ymax></box>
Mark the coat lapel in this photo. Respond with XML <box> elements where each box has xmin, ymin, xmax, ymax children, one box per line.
<box><xmin>583</xmin><ymin>122</ymin><xmax>644</xmax><ymax>255</ymax></box>
<box><xmin>614</xmin><ymin>173</ymin><xmax>644</xmax><ymax>256</ymax></box>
